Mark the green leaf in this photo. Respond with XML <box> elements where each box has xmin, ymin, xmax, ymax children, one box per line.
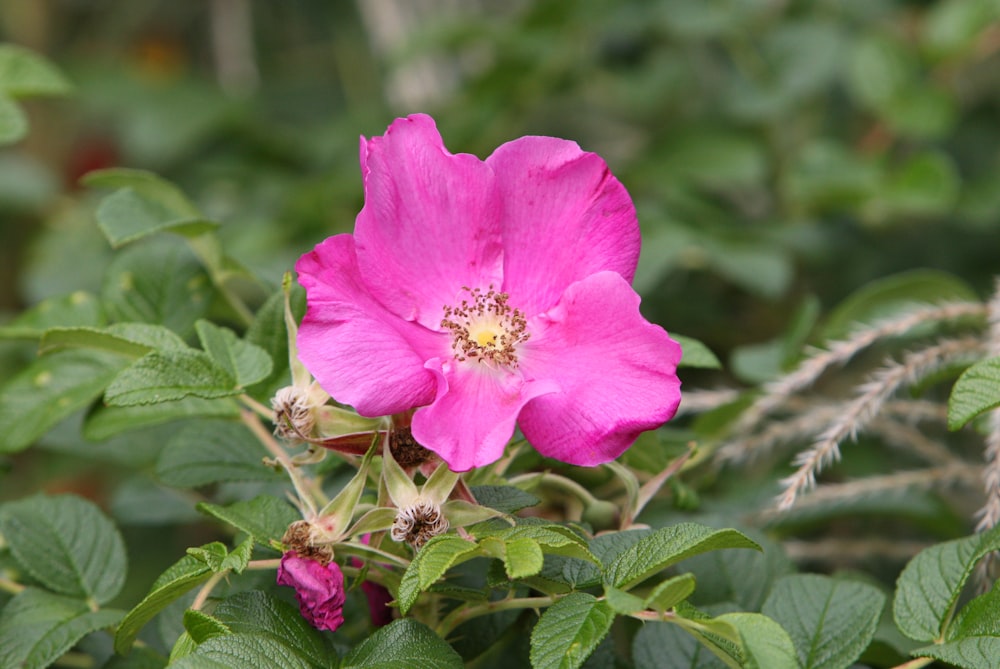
<box><xmin>762</xmin><ymin>574</ymin><xmax>884</xmax><ymax>669</ymax></box>
<box><xmin>501</xmin><ymin>537</ymin><xmax>544</xmax><ymax>580</ymax></box>
<box><xmin>196</xmin><ymin>495</ymin><xmax>300</xmax><ymax>548</ymax></box>
<box><xmin>100</xmin><ymin>238</ymin><xmax>213</xmax><ymax>339</ymax></box>
<box><xmin>102</xmin><ymin>646</ymin><xmax>169</xmax><ymax>669</ymax></box>
<box><xmin>912</xmin><ymin>637</ymin><xmax>1000</xmax><ymax>669</ymax></box>
<box><xmin>0</xmin><ymin>94</ymin><xmax>26</xmax><ymax>145</ymax></box>
<box><xmin>484</xmin><ymin>524</ymin><xmax>597</xmax><ymax>563</ymax></box>
<box><xmin>105</xmin><ymin>349</ymin><xmax>239</xmax><ymax>406</ymax></box>
<box><xmin>683</xmin><ymin>534</ymin><xmax>794</xmax><ymax>610</ymax></box>
<box><xmin>156</xmin><ymin>419</ymin><xmax>277</xmax><ymax>487</ymax></box>
<box><xmin>187</xmin><ymin>634</ymin><xmax>314</xmax><ymax>669</ymax></box>
<box><xmin>820</xmin><ymin>269</ymin><xmax>977</xmax><ymax>341</ymax></box>
<box><xmin>876</xmin><ymin>151</ymin><xmax>960</xmax><ymax>217</ymax></box>
<box><xmin>342</xmin><ymin>618</ymin><xmax>463</xmax><ymax>668</ymax></box>
<box><xmin>114</xmin><ymin>554</ymin><xmax>212</xmax><ymax>654</ymax></box>
<box><xmin>0</xmin><ymin>291</ymin><xmax>103</xmax><ymax>340</ymax></box>
<box><xmin>893</xmin><ymin>526</ymin><xmax>1000</xmax><ymax>643</ymax></box>
<box><xmin>605</xmin><ymin>524</ymin><xmax>760</xmax><ymax>589</ymax></box>
<box><xmin>0</xmin><ymin>589</ymin><xmax>123</xmax><ymax>669</ymax></box>
<box><xmin>187</xmin><ymin>542</ymin><xmax>229</xmax><ymax>572</ymax></box>
<box><xmin>671</xmin><ymin>605</ymin><xmax>745</xmax><ymax>669</ymax></box>
<box><xmin>0</xmin><ymin>349</ymin><xmax>129</xmax><ymax>453</ymax></box>
<box><xmin>183</xmin><ymin>609</ymin><xmax>231</xmax><ymax>643</ymax></box>
<box><xmin>398</xmin><ymin>535</ymin><xmax>481</xmax><ymax>615</ymax></box>
<box><xmin>84</xmin><ymin>396</ymin><xmax>241</xmax><ymax>441</ymax></box>
<box><xmin>213</xmin><ymin>591</ymin><xmax>337</xmax><ymax>669</ymax></box>
<box><xmin>632</xmin><ymin>619</ymin><xmax>729</xmax><ymax>669</ymax></box>
<box><xmin>0</xmin><ymin>493</ymin><xmax>127</xmax><ymax>604</ymax></box>
<box><xmin>470</xmin><ymin>485</ymin><xmax>540</xmax><ymax>514</ymax></box>
<box><xmin>0</xmin><ymin>44</ymin><xmax>71</xmax><ymax>97</ymax></box>
<box><xmin>718</xmin><ymin>612</ymin><xmax>800</xmax><ymax>669</ymax></box>
<box><xmin>674</xmin><ymin>335</ymin><xmax>722</xmax><ymax>370</ymax></box>
<box><xmin>949</xmin><ymin>357</ymin><xmax>1000</xmax><ymax>430</ymax></box>
<box><xmin>40</xmin><ymin>322</ymin><xmax>188</xmax><ymax>357</ymax></box>
<box><xmin>95</xmin><ymin>187</ymin><xmax>217</xmax><ymax>249</ymax></box>
<box><xmin>529</xmin><ymin>593</ymin><xmax>615</xmax><ymax>669</ymax></box>
<box><xmin>604</xmin><ymin>585</ymin><xmax>647</xmax><ymax>615</ymax></box>
<box><xmin>195</xmin><ymin>320</ymin><xmax>272</xmax><ymax>388</ymax></box>
<box><xmin>951</xmin><ymin>586</ymin><xmax>1000</xmax><ymax>639</ymax></box>
<box><xmin>83</xmin><ymin>168</ymin><xmax>200</xmax><ymax>217</ymax></box>
<box><xmin>221</xmin><ymin>536</ymin><xmax>254</xmax><ymax>574</ymax></box>
<box><xmin>645</xmin><ymin>573</ymin><xmax>698</xmax><ymax>613</ymax></box>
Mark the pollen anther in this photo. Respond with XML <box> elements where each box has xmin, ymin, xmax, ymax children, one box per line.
<box><xmin>441</xmin><ymin>286</ymin><xmax>529</xmax><ymax>368</ymax></box>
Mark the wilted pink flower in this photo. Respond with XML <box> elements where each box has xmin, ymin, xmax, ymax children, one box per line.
<box><xmin>276</xmin><ymin>551</ymin><xmax>346</xmax><ymax>632</ymax></box>
<box><xmin>296</xmin><ymin>114</ymin><xmax>681</xmax><ymax>471</ymax></box>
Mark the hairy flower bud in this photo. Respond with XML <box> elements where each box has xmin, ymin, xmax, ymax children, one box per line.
<box><xmin>272</xmin><ymin>385</ymin><xmax>316</xmax><ymax>441</ymax></box>
<box><xmin>390</xmin><ymin>499</ymin><xmax>449</xmax><ymax>549</ymax></box>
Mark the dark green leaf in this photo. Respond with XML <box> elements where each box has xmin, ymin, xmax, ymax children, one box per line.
<box><xmin>0</xmin><ymin>291</ymin><xmax>103</xmax><ymax>340</ymax></box>
<box><xmin>187</xmin><ymin>542</ymin><xmax>229</xmax><ymax>572</ymax></box>
<box><xmin>214</xmin><ymin>591</ymin><xmax>337</xmax><ymax>669</ymax></box>
<box><xmin>0</xmin><ymin>493</ymin><xmax>127</xmax><ymax>603</ymax></box>
<box><xmin>684</xmin><ymin>534</ymin><xmax>793</xmax><ymax>610</ymax></box>
<box><xmin>633</xmin><ymin>620</ymin><xmax>728</xmax><ymax>669</ymax></box>
<box><xmin>0</xmin><ymin>94</ymin><xmax>25</xmax><ymax>144</ymax></box>
<box><xmin>156</xmin><ymin>419</ymin><xmax>278</xmax><ymax>487</ymax></box>
<box><xmin>912</xmin><ymin>638</ymin><xmax>1000</xmax><ymax>669</ymax></box>
<box><xmin>718</xmin><ymin>612</ymin><xmax>799</xmax><ymax>669</ymax></box>
<box><xmin>470</xmin><ymin>485</ymin><xmax>541</xmax><ymax>514</ymax></box>
<box><xmin>894</xmin><ymin>526</ymin><xmax>1000</xmax><ymax>643</ymax></box>
<box><xmin>762</xmin><ymin>574</ymin><xmax>884</xmax><ymax>669</ymax></box>
<box><xmin>83</xmin><ymin>169</ymin><xmax>200</xmax><ymax>217</ymax></box>
<box><xmin>196</xmin><ymin>496</ymin><xmax>300</xmax><ymax>548</ymax></box>
<box><xmin>530</xmin><ymin>593</ymin><xmax>615</xmax><ymax>669</ymax></box>
<box><xmin>0</xmin><ymin>349</ymin><xmax>128</xmax><ymax>453</ymax></box>
<box><xmin>84</xmin><ymin>396</ymin><xmax>241</xmax><ymax>441</ymax></box>
<box><xmin>342</xmin><ymin>618</ymin><xmax>463</xmax><ymax>668</ymax></box>
<box><xmin>95</xmin><ymin>187</ymin><xmax>217</xmax><ymax>248</ymax></box>
<box><xmin>183</xmin><ymin>609</ymin><xmax>231</xmax><ymax>644</ymax></box>
<box><xmin>114</xmin><ymin>555</ymin><xmax>212</xmax><ymax>654</ymax></box>
<box><xmin>0</xmin><ymin>588</ymin><xmax>122</xmax><ymax>669</ymax></box>
<box><xmin>605</xmin><ymin>524</ymin><xmax>760</xmax><ymax>589</ymax></box>
<box><xmin>105</xmin><ymin>349</ymin><xmax>238</xmax><ymax>406</ymax></box>
<box><xmin>188</xmin><ymin>634</ymin><xmax>314</xmax><ymax>669</ymax></box>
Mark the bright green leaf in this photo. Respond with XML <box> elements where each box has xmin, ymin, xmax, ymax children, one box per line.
<box><xmin>0</xmin><ymin>493</ymin><xmax>127</xmax><ymax>604</ymax></box>
<box><xmin>948</xmin><ymin>357</ymin><xmax>1000</xmax><ymax>430</ymax></box>
<box><xmin>398</xmin><ymin>535</ymin><xmax>481</xmax><ymax>615</ymax></box>
<box><xmin>188</xmin><ymin>634</ymin><xmax>314</xmax><ymax>669</ymax></box>
<box><xmin>719</xmin><ymin>612</ymin><xmax>800</xmax><ymax>669</ymax></box>
<box><xmin>95</xmin><ymin>187</ymin><xmax>217</xmax><ymax>249</ymax></box>
<box><xmin>605</xmin><ymin>524</ymin><xmax>760</xmax><ymax>589</ymax></box>
<box><xmin>674</xmin><ymin>334</ymin><xmax>722</xmax><ymax>369</ymax></box>
<box><xmin>894</xmin><ymin>526</ymin><xmax>1000</xmax><ymax>643</ymax></box>
<box><xmin>0</xmin><ymin>589</ymin><xmax>122</xmax><ymax>669</ymax></box>
<box><xmin>0</xmin><ymin>45</ymin><xmax>72</xmax><ymax>96</ymax></box>
<box><xmin>502</xmin><ymin>537</ymin><xmax>544</xmax><ymax>580</ymax></box>
<box><xmin>645</xmin><ymin>573</ymin><xmax>698</xmax><ymax>613</ymax></box>
<box><xmin>605</xmin><ymin>585</ymin><xmax>647</xmax><ymax>615</ymax></box>
<box><xmin>529</xmin><ymin>593</ymin><xmax>615</xmax><ymax>669</ymax></box>
<box><xmin>912</xmin><ymin>637</ymin><xmax>1000</xmax><ymax>669</ymax></box>
<box><xmin>342</xmin><ymin>618</ymin><xmax>463</xmax><ymax>668</ymax></box>
<box><xmin>762</xmin><ymin>574</ymin><xmax>884</xmax><ymax>669</ymax></box>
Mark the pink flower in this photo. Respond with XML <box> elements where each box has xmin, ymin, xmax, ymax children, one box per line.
<box><xmin>296</xmin><ymin>114</ymin><xmax>682</xmax><ymax>471</ymax></box>
<box><xmin>276</xmin><ymin>551</ymin><xmax>346</xmax><ymax>632</ymax></box>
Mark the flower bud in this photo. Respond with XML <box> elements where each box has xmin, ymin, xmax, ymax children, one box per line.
<box><xmin>272</xmin><ymin>385</ymin><xmax>316</xmax><ymax>441</ymax></box>
<box><xmin>276</xmin><ymin>550</ymin><xmax>346</xmax><ymax>632</ymax></box>
<box><xmin>390</xmin><ymin>498</ymin><xmax>449</xmax><ymax>549</ymax></box>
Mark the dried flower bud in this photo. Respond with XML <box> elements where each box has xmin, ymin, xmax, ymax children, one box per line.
<box><xmin>389</xmin><ymin>426</ymin><xmax>435</xmax><ymax>469</ymax></box>
<box><xmin>281</xmin><ymin>520</ymin><xmax>334</xmax><ymax>564</ymax></box>
<box><xmin>272</xmin><ymin>385</ymin><xmax>316</xmax><ymax>441</ymax></box>
<box><xmin>390</xmin><ymin>498</ymin><xmax>449</xmax><ymax>549</ymax></box>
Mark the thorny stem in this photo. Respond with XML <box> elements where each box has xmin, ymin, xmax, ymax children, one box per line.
<box><xmin>436</xmin><ymin>595</ymin><xmax>556</xmax><ymax>637</ymax></box>
<box><xmin>191</xmin><ymin>570</ymin><xmax>228</xmax><ymax>611</ymax></box>
<box><xmin>240</xmin><ymin>408</ymin><xmax>320</xmax><ymax>518</ymax></box>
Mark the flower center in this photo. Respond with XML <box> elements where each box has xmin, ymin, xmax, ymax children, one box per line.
<box><xmin>441</xmin><ymin>286</ymin><xmax>529</xmax><ymax>368</ymax></box>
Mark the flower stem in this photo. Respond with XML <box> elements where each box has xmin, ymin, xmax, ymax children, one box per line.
<box><xmin>0</xmin><ymin>576</ymin><xmax>25</xmax><ymax>595</ymax></box>
<box><xmin>436</xmin><ymin>595</ymin><xmax>555</xmax><ymax>637</ymax></box>
<box><xmin>191</xmin><ymin>570</ymin><xmax>228</xmax><ymax>611</ymax></box>
<box><xmin>240</xmin><ymin>393</ymin><xmax>275</xmax><ymax>421</ymax></box>
<box><xmin>240</xmin><ymin>408</ymin><xmax>320</xmax><ymax>518</ymax></box>
<box><xmin>890</xmin><ymin>659</ymin><xmax>936</xmax><ymax>669</ymax></box>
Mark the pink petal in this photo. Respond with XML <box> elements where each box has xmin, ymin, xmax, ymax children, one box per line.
<box><xmin>411</xmin><ymin>360</ymin><xmax>558</xmax><ymax>471</ymax></box>
<box><xmin>488</xmin><ymin>136</ymin><xmax>640</xmax><ymax>316</ymax></box>
<box><xmin>295</xmin><ymin>234</ymin><xmax>442</xmax><ymax>417</ymax></box>
<box><xmin>517</xmin><ymin>272</ymin><xmax>681</xmax><ymax>466</ymax></box>
<box><xmin>354</xmin><ymin>114</ymin><xmax>504</xmax><ymax>329</ymax></box>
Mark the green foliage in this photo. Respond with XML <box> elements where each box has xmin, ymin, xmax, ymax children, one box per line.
<box><xmin>529</xmin><ymin>593</ymin><xmax>614</xmax><ymax>669</ymax></box>
<box><xmin>342</xmin><ymin>619</ymin><xmax>463</xmax><ymax>669</ymax></box>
